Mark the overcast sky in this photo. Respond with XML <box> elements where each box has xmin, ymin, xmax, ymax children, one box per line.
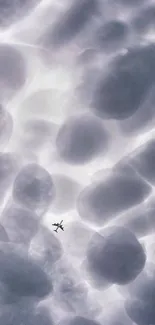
<box><xmin>0</xmin><ymin>0</ymin><xmax>154</xmax><ymax>324</ymax></box>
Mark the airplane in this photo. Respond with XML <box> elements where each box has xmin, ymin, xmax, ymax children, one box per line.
<box><xmin>52</xmin><ymin>220</ymin><xmax>64</xmax><ymax>233</ymax></box>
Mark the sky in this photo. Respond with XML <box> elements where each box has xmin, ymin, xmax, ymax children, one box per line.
<box><xmin>0</xmin><ymin>0</ymin><xmax>155</xmax><ymax>324</ymax></box>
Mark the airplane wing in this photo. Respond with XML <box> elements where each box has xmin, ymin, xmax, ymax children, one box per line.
<box><xmin>52</xmin><ymin>223</ymin><xmax>59</xmax><ymax>226</ymax></box>
<box><xmin>60</xmin><ymin>226</ymin><xmax>64</xmax><ymax>231</ymax></box>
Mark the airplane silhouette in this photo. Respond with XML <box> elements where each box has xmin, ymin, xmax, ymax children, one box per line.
<box><xmin>52</xmin><ymin>220</ymin><xmax>64</xmax><ymax>233</ymax></box>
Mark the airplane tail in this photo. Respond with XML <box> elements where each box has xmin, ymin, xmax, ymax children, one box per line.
<box><xmin>54</xmin><ymin>229</ymin><xmax>58</xmax><ymax>233</ymax></box>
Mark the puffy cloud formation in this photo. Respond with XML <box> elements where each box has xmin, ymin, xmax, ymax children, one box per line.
<box><xmin>0</xmin><ymin>0</ymin><xmax>154</xmax><ymax>324</ymax></box>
